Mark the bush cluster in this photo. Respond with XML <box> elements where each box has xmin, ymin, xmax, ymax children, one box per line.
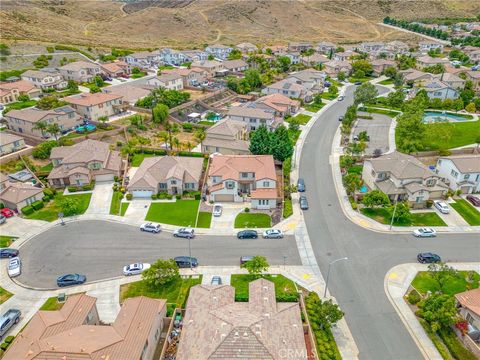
<box><xmin>21</xmin><ymin>205</ymin><xmax>34</xmax><ymax>215</ymax></box>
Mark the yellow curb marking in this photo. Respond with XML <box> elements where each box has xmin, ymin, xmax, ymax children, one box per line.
<box><xmin>287</xmin><ymin>221</ymin><xmax>298</xmax><ymax>230</ymax></box>
<box><xmin>389</xmin><ymin>272</ymin><xmax>398</xmax><ymax>280</ymax></box>
<box><xmin>303</xmin><ymin>274</ymin><xmax>311</xmax><ymax>280</ymax></box>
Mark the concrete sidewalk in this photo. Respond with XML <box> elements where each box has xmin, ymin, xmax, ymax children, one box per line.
<box><xmin>385</xmin><ymin>262</ymin><xmax>480</xmax><ymax>360</ymax></box>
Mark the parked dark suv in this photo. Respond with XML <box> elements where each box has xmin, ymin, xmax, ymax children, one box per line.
<box><xmin>466</xmin><ymin>195</ymin><xmax>480</xmax><ymax>207</ymax></box>
<box><xmin>0</xmin><ymin>248</ymin><xmax>19</xmax><ymax>258</ymax></box>
<box><xmin>417</xmin><ymin>253</ymin><xmax>441</xmax><ymax>264</ymax></box>
<box><xmin>237</xmin><ymin>230</ymin><xmax>258</xmax><ymax>239</ymax></box>
<box><xmin>174</xmin><ymin>256</ymin><xmax>198</xmax><ymax>268</ymax></box>
<box><xmin>297</xmin><ymin>178</ymin><xmax>305</xmax><ymax>192</ymax></box>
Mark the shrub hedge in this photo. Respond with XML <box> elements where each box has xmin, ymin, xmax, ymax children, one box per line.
<box><xmin>67</xmin><ymin>186</ymin><xmax>78</xmax><ymax>192</ymax></box>
<box><xmin>31</xmin><ymin>200</ymin><xmax>44</xmax><ymax>210</ymax></box>
<box><xmin>0</xmin><ymin>343</ymin><xmax>8</xmax><ymax>351</ymax></box>
<box><xmin>438</xmin><ymin>328</ymin><xmax>477</xmax><ymax>360</ymax></box>
<box><xmin>43</xmin><ymin>188</ymin><xmax>55</xmax><ymax>197</ymax></box>
<box><xmin>21</xmin><ymin>205</ymin><xmax>34</xmax><ymax>215</ymax></box>
<box><xmin>42</xmin><ymin>195</ymin><xmax>50</xmax><ymax>202</ymax></box>
<box><xmin>407</xmin><ymin>289</ymin><xmax>421</xmax><ymax>305</ymax></box>
<box><xmin>82</xmin><ymin>185</ymin><xmax>92</xmax><ymax>191</ymax></box>
<box><xmin>126</xmin><ymin>193</ymin><xmax>133</xmax><ymax>200</ymax></box>
<box><xmin>4</xmin><ymin>336</ymin><xmax>14</xmax><ymax>344</ymax></box>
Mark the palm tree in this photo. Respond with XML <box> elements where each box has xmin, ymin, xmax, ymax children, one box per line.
<box><xmin>172</xmin><ymin>137</ymin><xmax>180</xmax><ymax>151</ymax></box>
<box><xmin>33</xmin><ymin>120</ymin><xmax>48</xmax><ymax>138</ymax></box>
<box><xmin>185</xmin><ymin>141</ymin><xmax>194</xmax><ymax>152</ymax></box>
<box><xmin>46</xmin><ymin>123</ymin><xmax>61</xmax><ymax>141</ymax></box>
<box><xmin>194</xmin><ymin>127</ymin><xmax>206</xmax><ymax>148</ymax></box>
<box><xmin>98</xmin><ymin>116</ymin><xmax>108</xmax><ymax>129</ymax></box>
<box><xmin>155</xmin><ymin>131</ymin><xmax>169</xmax><ymax>149</ymax></box>
<box><xmin>137</xmin><ymin>136</ymin><xmax>151</xmax><ymax>153</ymax></box>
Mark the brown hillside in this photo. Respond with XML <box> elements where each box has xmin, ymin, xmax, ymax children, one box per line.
<box><xmin>1</xmin><ymin>0</ymin><xmax>479</xmax><ymax>49</ymax></box>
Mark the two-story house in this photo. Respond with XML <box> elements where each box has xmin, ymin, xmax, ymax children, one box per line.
<box><xmin>416</xmin><ymin>56</ymin><xmax>449</xmax><ymax>69</ymax></box>
<box><xmin>161</xmin><ymin>67</ymin><xmax>208</xmax><ymax>87</ymax></box>
<box><xmin>386</xmin><ymin>41</ymin><xmax>410</xmax><ymax>54</ymax></box>
<box><xmin>362</xmin><ymin>151</ymin><xmax>448</xmax><ymax>208</ymax></box>
<box><xmin>286</xmin><ymin>69</ymin><xmax>326</xmax><ymax>93</ymax></box>
<box><xmin>128</xmin><ymin>156</ymin><xmax>204</xmax><ymax>197</ymax></box>
<box><xmin>4</xmin><ymin>106</ymin><xmax>82</xmax><ymax>139</ymax></box>
<box><xmin>300</xmin><ymin>53</ymin><xmax>330</xmax><ymax>67</ymax></box>
<box><xmin>205</xmin><ymin>44</ymin><xmax>233</xmax><ymax>60</ymax></box>
<box><xmin>454</xmin><ymin>289</ymin><xmax>480</xmax><ymax>358</ymax></box>
<box><xmin>466</xmin><ymin>71</ymin><xmax>480</xmax><ymax>92</ymax></box>
<box><xmin>124</xmin><ymin>51</ymin><xmax>162</xmax><ymax>69</ymax></box>
<box><xmin>65</xmin><ymin>92</ymin><xmax>123</xmax><ymax>121</ymax></box>
<box><xmin>0</xmin><ymin>175</ymin><xmax>44</xmax><ymax>211</ymax></box>
<box><xmin>190</xmin><ymin>60</ymin><xmax>225</xmax><ymax>77</ymax></box>
<box><xmin>317</xmin><ymin>41</ymin><xmax>336</xmax><ymax>55</ymax></box>
<box><xmin>254</xmin><ymin>93</ymin><xmax>300</xmax><ymax>117</ymax></box>
<box><xmin>414</xmin><ymin>79</ymin><xmax>459</xmax><ymax>101</ymax></box>
<box><xmin>207</xmin><ymin>154</ymin><xmax>279</xmax><ymax>209</ymax></box>
<box><xmin>21</xmin><ymin>69</ymin><xmax>68</xmax><ymax>90</ymax></box>
<box><xmin>236</xmin><ymin>42</ymin><xmax>258</xmax><ymax>54</ymax></box>
<box><xmin>181</xmin><ymin>50</ymin><xmax>209</xmax><ymax>63</ymax></box>
<box><xmin>261</xmin><ymin>79</ymin><xmax>311</xmax><ymax>102</ymax></box>
<box><xmin>146</xmin><ymin>74</ymin><xmax>184</xmax><ymax>90</ymax></box>
<box><xmin>333</xmin><ymin>50</ymin><xmax>358</xmax><ymax>61</ymax></box>
<box><xmin>433</xmin><ymin>72</ymin><xmax>466</xmax><ymax>90</ymax></box>
<box><xmin>360</xmin><ymin>42</ymin><xmax>386</xmax><ymax>54</ymax></box>
<box><xmin>418</xmin><ymin>41</ymin><xmax>444</xmax><ymax>54</ymax></box>
<box><xmin>288</xmin><ymin>42</ymin><xmax>313</xmax><ymax>52</ymax></box>
<box><xmin>0</xmin><ymin>133</ymin><xmax>26</xmax><ymax>156</ymax></box>
<box><xmin>58</xmin><ymin>61</ymin><xmax>103</xmax><ymax>83</ymax></box>
<box><xmin>202</xmin><ymin>118</ymin><xmax>250</xmax><ymax>155</ymax></box>
<box><xmin>323</xmin><ymin>60</ymin><xmax>352</xmax><ymax>77</ymax></box>
<box><xmin>47</xmin><ymin>139</ymin><xmax>124</xmax><ymax>187</ymax></box>
<box><xmin>0</xmin><ymin>80</ymin><xmax>41</xmax><ymax>104</ymax></box>
<box><xmin>222</xmin><ymin>59</ymin><xmax>249</xmax><ymax>73</ymax></box>
<box><xmin>100</xmin><ymin>60</ymin><xmax>132</xmax><ymax>78</ymax></box>
<box><xmin>226</xmin><ymin>105</ymin><xmax>279</xmax><ymax>131</ymax></box>
<box><xmin>285</xmin><ymin>52</ymin><xmax>301</xmax><ymax>65</ymax></box>
<box><xmin>435</xmin><ymin>154</ymin><xmax>480</xmax><ymax>193</ymax></box>
<box><xmin>370</xmin><ymin>59</ymin><xmax>396</xmax><ymax>76</ymax></box>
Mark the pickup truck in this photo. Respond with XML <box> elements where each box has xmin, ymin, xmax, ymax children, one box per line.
<box><xmin>0</xmin><ymin>309</ymin><xmax>21</xmax><ymax>339</ymax></box>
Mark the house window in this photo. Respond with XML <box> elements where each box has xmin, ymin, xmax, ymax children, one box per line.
<box><xmin>426</xmin><ymin>179</ymin><xmax>436</xmax><ymax>186</ymax></box>
<box><xmin>464</xmin><ymin>174</ymin><xmax>470</xmax><ymax>180</ymax></box>
<box><xmin>226</xmin><ymin>181</ymin><xmax>235</xmax><ymax>189</ymax></box>
<box><xmin>450</xmin><ymin>169</ymin><xmax>458</xmax><ymax>178</ymax></box>
<box><xmin>263</xmin><ymin>181</ymin><xmax>269</xmax><ymax>187</ymax></box>
<box><xmin>241</xmin><ymin>172</ymin><xmax>249</xmax><ymax>178</ymax></box>
<box><xmin>185</xmin><ymin>183</ymin><xmax>194</xmax><ymax>189</ymax></box>
<box><xmin>171</xmin><ymin>180</ymin><xmax>177</xmax><ymax>185</ymax></box>
<box><xmin>159</xmin><ymin>183</ymin><xmax>167</xmax><ymax>189</ymax></box>
<box><xmin>416</xmin><ymin>196</ymin><xmax>424</xmax><ymax>203</ymax></box>
<box><xmin>259</xmin><ymin>199</ymin><xmax>269</xmax><ymax>205</ymax></box>
<box><xmin>86</xmin><ymin>312</ymin><xmax>94</xmax><ymax>324</ymax></box>
<box><xmin>155</xmin><ymin>328</ymin><xmax>160</xmax><ymax>341</ymax></box>
<box><xmin>466</xmin><ymin>313</ymin><xmax>475</xmax><ymax>325</ymax></box>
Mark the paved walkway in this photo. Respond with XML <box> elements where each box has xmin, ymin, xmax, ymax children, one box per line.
<box><xmin>385</xmin><ymin>262</ymin><xmax>480</xmax><ymax>360</ymax></box>
<box><xmin>85</xmin><ymin>181</ymin><xmax>114</xmax><ymax>215</ymax></box>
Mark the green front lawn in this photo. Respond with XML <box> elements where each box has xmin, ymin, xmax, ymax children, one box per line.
<box><xmin>131</xmin><ymin>153</ymin><xmax>154</xmax><ymax>167</ymax></box>
<box><xmin>131</xmin><ymin>72</ymin><xmax>146</xmax><ymax>79</ymax></box>
<box><xmin>230</xmin><ymin>274</ymin><xmax>298</xmax><ymax>302</ymax></box>
<box><xmin>39</xmin><ymin>163</ymin><xmax>53</xmax><ymax>172</ymax></box>
<box><xmin>359</xmin><ymin>106</ymin><xmax>401</xmax><ymax>118</ymax></box>
<box><xmin>360</xmin><ymin>208</ymin><xmax>447</xmax><ymax>226</ymax></box>
<box><xmin>145</xmin><ymin>200</ymin><xmax>199</xmax><ymax>226</ymax></box>
<box><xmin>290</xmin><ymin>113</ymin><xmax>312</xmax><ymax>125</ymax></box>
<box><xmin>422</xmin><ymin>120</ymin><xmax>480</xmax><ymax>150</ymax></box>
<box><xmin>198</xmin><ymin>120</ymin><xmax>215</xmax><ymax>126</ymax></box>
<box><xmin>450</xmin><ymin>199</ymin><xmax>480</xmax><ymax>226</ymax></box>
<box><xmin>109</xmin><ymin>191</ymin><xmax>124</xmax><ymax>215</ymax></box>
<box><xmin>0</xmin><ymin>236</ymin><xmax>16</xmax><ymax>247</ymax></box>
<box><xmin>234</xmin><ymin>213</ymin><xmax>271</xmax><ymax>228</ymax></box>
<box><xmin>4</xmin><ymin>100</ymin><xmax>37</xmax><ymax>113</ymax></box>
<box><xmin>196</xmin><ymin>211</ymin><xmax>212</xmax><ymax>228</ymax></box>
<box><xmin>283</xmin><ymin>198</ymin><xmax>293</xmax><ymax>218</ymax></box>
<box><xmin>40</xmin><ymin>296</ymin><xmax>65</xmax><ymax>311</ymax></box>
<box><xmin>320</xmin><ymin>92</ymin><xmax>338</xmax><ymax>100</ymax></box>
<box><xmin>0</xmin><ymin>287</ymin><xmax>13</xmax><ymax>305</ymax></box>
<box><xmin>26</xmin><ymin>193</ymin><xmax>92</xmax><ymax>222</ymax></box>
<box><xmin>348</xmin><ymin>77</ymin><xmax>373</xmax><ymax>83</ymax></box>
<box><xmin>304</xmin><ymin>102</ymin><xmax>325</xmax><ymax>112</ymax></box>
<box><xmin>120</xmin><ymin>202</ymin><xmax>129</xmax><ymax>216</ymax></box>
<box><xmin>378</xmin><ymin>78</ymin><xmax>394</xmax><ymax>85</ymax></box>
<box><xmin>412</xmin><ymin>271</ymin><xmax>480</xmax><ymax>296</ymax></box>
<box><xmin>120</xmin><ymin>275</ymin><xmax>202</xmax><ymax>311</ymax></box>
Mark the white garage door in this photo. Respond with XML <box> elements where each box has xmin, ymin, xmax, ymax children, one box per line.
<box><xmin>213</xmin><ymin>194</ymin><xmax>234</xmax><ymax>202</ymax></box>
<box><xmin>131</xmin><ymin>190</ymin><xmax>153</xmax><ymax>198</ymax></box>
<box><xmin>95</xmin><ymin>174</ymin><xmax>114</xmax><ymax>182</ymax></box>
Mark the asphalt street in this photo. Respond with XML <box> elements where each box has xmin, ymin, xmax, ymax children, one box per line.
<box><xmin>17</xmin><ymin>220</ymin><xmax>300</xmax><ymax>288</ymax></box>
<box><xmin>300</xmin><ymin>85</ymin><xmax>480</xmax><ymax>359</ymax></box>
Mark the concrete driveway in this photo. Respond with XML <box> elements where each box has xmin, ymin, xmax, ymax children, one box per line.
<box><xmin>123</xmin><ymin>199</ymin><xmax>151</xmax><ymax>222</ymax></box>
<box><xmin>0</xmin><ymin>216</ymin><xmax>49</xmax><ymax>238</ymax></box>
<box><xmin>352</xmin><ymin>113</ymin><xmax>391</xmax><ymax>154</ymax></box>
<box><xmin>85</xmin><ymin>181</ymin><xmax>114</xmax><ymax>215</ymax></box>
<box><xmin>210</xmin><ymin>203</ymin><xmax>246</xmax><ymax>230</ymax></box>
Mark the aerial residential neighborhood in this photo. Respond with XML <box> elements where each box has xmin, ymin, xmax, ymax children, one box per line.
<box><xmin>0</xmin><ymin>1</ymin><xmax>479</xmax><ymax>359</ymax></box>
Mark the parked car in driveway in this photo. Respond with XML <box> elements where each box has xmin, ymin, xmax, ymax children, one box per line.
<box><xmin>0</xmin><ymin>309</ymin><xmax>21</xmax><ymax>340</ymax></box>
<box><xmin>299</xmin><ymin>196</ymin><xmax>309</xmax><ymax>210</ymax></box>
<box><xmin>413</xmin><ymin>228</ymin><xmax>437</xmax><ymax>238</ymax></box>
<box><xmin>417</xmin><ymin>252</ymin><xmax>441</xmax><ymax>264</ymax></box>
<box><xmin>174</xmin><ymin>256</ymin><xmax>198</xmax><ymax>268</ymax></box>
<box><xmin>0</xmin><ymin>208</ymin><xmax>14</xmax><ymax>218</ymax></box>
<box><xmin>0</xmin><ymin>248</ymin><xmax>19</xmax><ymax>258</ymax></box>
<box><xmin>7</xmin><ymin>257</ymin><xmax>21</xmax><ymax>277</ymax></box>
<box><xmin>262</xmin><ymin>229</ymin><xmax>284</xmax><ymax>239</ymax></box>
<box><xmin>140</xmin><ymin>222</ymin><xmax>161</xmax><ymax>233</ymax></box>
<box><xmin>466</xmin><ymin>195</ymin><xmax>480</xmax><ymax>207</ymax></box>
<box><xmin>237</xmin><ymin>230</ymin><xmax>258</xmax><ymax>239</ymax></box>
<box><xmin>434</xmin><ymin>200</ymin><xmax>450</xmax><ymax>214</ymax></box>
<box><xmin>213</xmin><ymin>204</ymin><xmax>223</xmax><ymax>217</ymax></box>
<box><xmin>57</xmin><ymin>273</ymin><xmax>86</xmax><ymax>287</ymax></box>
<box><xmin>297</xmin><ymin>178</ymin><xmax>305</xmax><ymax>192</ymax></box>
<box><xmin>123</xmin><ymin>263</ymin><xmax>151</xmax><ymax>276</ymax></box>
<box><xmin>211</xmin><ymin>276</ymin><xmax>222</xmax><ymax>285</ymax></box>
<box><xmin>173</xmin><ymin>227</ymin><xmax>195</xmax><ymax>238</ymax></box>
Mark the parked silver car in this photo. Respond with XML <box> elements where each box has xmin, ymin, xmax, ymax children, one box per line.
<box><xmin>173</xmin><ymin>227</ymin><xmax>195</xmax><ymax>239</ymax></box>
<box><xmin>7</xmin><ymin>257</ymin><xmax>21</xmax><ymax>277</ymax></box>
<box><xmin>213</xmin><ymin>204</ymin><xmax>223</xmax><ymax>217</ymax></box>
<box><xmin>140</xmin><ymin>222</ymin><xmax>161</xmax><ymax>233</ymax></box>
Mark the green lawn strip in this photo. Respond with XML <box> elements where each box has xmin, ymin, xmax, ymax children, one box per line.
<box><xmin>26</xmin><ymin>193</ymin><xmax>92</xmax><ymax>222</ymax></box>
<box><xmin>421</xmin><ymin>120</ymin><xmax>480</xmax><ymax>150</ymax></box>
<box><xmin>39</xmin><ymin>163</ymin><xmax>53</xmax><ymax>172</ymax></box>
<box><xmin>131</xmin><ymin>72</ymin><xmax>146</xmax><ymax>79</ymax></box>
<box><xmin>290</xmin><ymin>113</ymin><xmax>312</xmax><ymax>125</ymax></box>
<box><xmin>120</xmin><ymin>202</ymin><xmax>129</xmax><ymax>216</ymax></box>
<box><xmin>378</xmin><ymin>78</ymin><xmax>394</xmax><ymax>85</ymax></box>
<box><xmin>120</xmin><ymin>275</ymin><xmax>202</xmax><ymax>312</ymax></box>
<box><xmin>40</xmin><ymin>296</ymin><xmax>65</xmax><ymax>311</ymax></box>
<box><xmin>109</xmin><ymin>191</ymin><xmax>123</xmax><ymax>215</ymax></box>
<box><xmin>411</xmin><ymin>271</ymin><xmax>480</xmax><ymax>296</ymax></box>
<box><xmin>145</xmin><ymin>200</ymin><xmax>199</xmax><ymax>226</ymax></box>
<box><xmin>438</xmin><ymin>327</ymin><xmax>478</xmax><ymax>360</ymax></box>
<box><xmin>230</xmin><ymin>274</ymin><xmax>298</xmax><ymax>302</ymax></box>
<box><xmin>196</xmin><ymin>211</ymin><xmax>212</xmax><ymax>228</ymax></box>
<box><xmin>0</xmin><ymin>236</ymin><xmax>16</xmax><ymax>247</ymax></box>
<box><xmin>348</xmin><ymin>77</ymin><xmax>373</xmax><ymax>83</ymax></box>
<box><xmin>450</xmin><ymin>199</ymin><xmax>480</xmax><ymax>226</ymax></box>
<box><xmin>4</xmin><ymin>100</ymin><xmax>37</xmax><ymax>113</ymax></box>
<box><xmin>198</xmin><ymin>121</ymin><xmax>215</xmax><ymax>126</ymax></box>
<box><xmin>234</xmin><ymin>213</ymin><xmax>271</xmax><ymax>228</ymax></box>
<box><xmin>131</xmin><ymin>153</ymin><xmax>154</xmax><ymax>167</ymax></box>
<box><xmin>320</xmin><ymin>92</ymin><xmax>338</xmax><ymax>100</ymax></box>
<box><xmin>283</xmin><ymin>199</ymin><xmax>293</xmax><ymax>218</ymax></box>
<box><xmin>304</xmin><ymin>102</ymin><xmax>325</xmax><ymax>112</ymax></box>
<box><xmin>360</xmin><ymin>208</ymin><xmax>446</xmax><ymax>226</ymax></box>
<box><xmin>359</xmin><ymin>106</ymin><xmax>401</xmax><ymax>117</ymax></box>
<box><xmin>0</xmin><ymin>287</ymin><xmax>13</xmax><ymax>305</ymax></box>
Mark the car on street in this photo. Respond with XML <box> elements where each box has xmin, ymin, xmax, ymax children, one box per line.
<box><xmin>262</xmin><ymin>229</ymin><xmax>284</xmax><ymax>239</ymax></box>
<box><xmin>338</xmin><ymin>116</ymin><xmax>344</xmax><ymax>122</ymax></box>
<box><xmin>297</xmin><ymin>178</ymin><xmax>305</xmax><ymax>192</ymax></box>
<box><xmin>337</xmin><ymin>96</ymin><xmax>344</xmax><ymax>101</ymax></box>
<box><xmin>0</xmin><ymin>214</ymin><xmax>6</xmax><ymax>225</ymax></box>
<box><xmin>211</xmin><ymin>276</ymin><xmax>222</xmax><ymax>285</ymax></box>
<box><xmin>173</xmin><ymin>227</ymin><xmax>195</xmax><ymax>238</ymax></box>
<box><xmin>237</xmin><ymin>230</ymin><xmax>258</xmax><ymax>239</ymax></box>
<box><xmin>7</xmin><ymin>257</ymin><xmax>21</xmax><ymax>277</ymax></box>
<box><xmin>413</xmin><ymin>228</ymin><xmax>437</xmax><ymax>238</ymax></box>
<box><xmin>0</xmin><ymin>248</ymin><xmax>19</xmax><ymax>258</ymax></box>
<box><xmin>417</xmin><ymin>252</ymin><xmax>441</xmax><ymax>264</ymax></box>
<box><xmin>354</xmin><ymin>81</ymin><xmax>362</xmax><ymax>85</ymax></box>
<box><xmin>213</xmin><ymin>204</ymin><xmax>223</xmax><ymax>217</ymax></box>
<box><xmin>300</xmin><ymin>196</ymin><xmax>309</xmax><ymax>210</ymax></box>
<box><xmin>466</xmin><ymin>195</ymin><xmax>480</xmax><ymax>207</ymax></box>
<box><xmin>0</xmin><ymin>309</ymin><xmax>21</xmax><ymax>340</ymax></box>
<box><xmin>57</xmin><ymin>274</ymin><xmax>86</xmax><ymax>287</ymax></box>
<box><xmin>240</xmin><ymin>256</ymin><xmax>254</xmax><ymax>265</ymax></box>
<box><xmin>140</xmin><ymin>222</ymin><xmax>161</xmax><ymax>233</ymax></box>
<box><xmin>434</xmin><ymin>200</ymin><xmax>450</xmax><ymax>214</ymax></box>
<box><xmin>123</xmin><ymin>263</ymin><xmax>151</xmax><ymax>276</ymax></box>
<box><xmin>0</xmin><ymin>208</ymin><xmax>14</xmax><ymax>218</ymax></box>
<box><xmin>174</xmin><ymin>256</ymin><xmax>198</xmax><ymax>268</ymax></box>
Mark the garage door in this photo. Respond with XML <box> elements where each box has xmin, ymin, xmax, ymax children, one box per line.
<box><xmin>213</xmin><ymin>194</ymin><xmax>234</xmax><ymax>202</ymax></box>
<box><xmin>131</xmin><ymin>190</ymin><xmax>153</xmax><ymax>198</ymax></box>
<box><xmin>95</xmin><ymin>174</ymin><xmax>114</xmax><ymax>182</ymax></box>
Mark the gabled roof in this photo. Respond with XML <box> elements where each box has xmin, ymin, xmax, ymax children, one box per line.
<box><xmin>227</xmin><ymin>105</ymin><xmax>275</xmax><ymax>120</ymax></box>
<box><xmin>222</xmin><ymin>59</ymin><xmax>248</xmax><ymax>70</ymax></box>
<box><xmin>367</xmin><ymin>151</ymin><xmax>438</xmax><ymax>180</ymax></box>
<box><xmin>0</xmin><ymin>80</ymin><xmax>37</xmax><ymax>93</ymax></box>
<box><xmin>0</xmin><ymin>133</ymin><xmax>24</xmax><ymax>146</ymax></box>
<box><xmin>287</xmin><ymin>69</ymin><xmax>326</xmax><ymax>83</ymax></box>
<box><xmin>5</xmin><ymin>106</ymin><xmax>78</xmax><ymax>123</ymax></box>
<box><xmin>207</xmin><ymin>118</ymin><xmax>246</xmax><ymax>137</ymax></box>
<box><xmin>209</xmin><ymin>155</ymin><xmax>276</xmax><ymax>182</ymax></box>
<box><xmin>0</xmin><ymin>182</ymin><xmax>43</xmax><ymax>204</ymax></box>
<box><xmin>22</xmin><ymin>69</ymin><xmax>62</xmax><ymax>79</ymax></box>
<box><xmin>59</xmin><ymin>60</ymin><xmax>100</xmax><ymax>71</ymax></box>
<box><xmin>455</xmin><ymin>288</ymin><xmax>480</xmax><ymax>316</ymax></box>
<box><xmin>439</xmin><ymin>154</ymin><xmax>480</xmax><ymax>173</ymax></box>
<box><xmin>265</xmin><ymin>79</ymin><xmax>306</xmax><ymax>93</ymax></box>
<box><xmin>65</xmin><ymin>92</ymin><xmax>122</xmax><ymax>107</ymax></box>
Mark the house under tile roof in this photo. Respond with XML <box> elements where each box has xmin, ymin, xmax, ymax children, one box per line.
<box><xmin>209</xmin><ymin>154</ymin><xmax>276</xmax><ymax>181</ymax></box>
<box><xmin>439</xmin><ymin>154</ymin><xmax>480</xmax><ymax>173</ymax></box>
<box><xmin>455</xmin><ymin>288</ymin><xmax>480</xmax><ymax>316</ymax></box>
<box><xmin>368</xmin><ymin>151</ymin><xmax>437</xmax><ymax>180</ymax></box>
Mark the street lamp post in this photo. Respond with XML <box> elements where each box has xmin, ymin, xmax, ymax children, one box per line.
<box><xmin>323</xmin><ymin>257</ymin><xmax>348</xmax><ymax>298</ymax></box>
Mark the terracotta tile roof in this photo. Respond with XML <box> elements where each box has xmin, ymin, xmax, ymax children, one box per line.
<box><xmin>250</xmin><ymin>188</ymin><xmax>278</xmax><ymax>199</ymax></box>
<box><xmin>65</xmin><ymin>92</ymin><xmax>122</xmax><ymax>107</ymax></box>
<box><xmin>256</xmin><ymin>93</ymin><xmax>300</xmax><ymax>113</ymax></box>
<box><xmin>209</xmin><ymin>155</ymin><xmax>276</xmax><ymax>182</ymax></box>
<box><xmin>0</xmin><ymin>182</ymin><xmax>43</xmax><ymax>204</ymax></box>
<box><xmin>0</xmin><ymin>80</ymin><xmax>37</xmax><ymax>93</ymax></box>
<box><xmin>455</xmin><ymin>288</ymin><xmax>480</xmax><ymax>316</ymax></box>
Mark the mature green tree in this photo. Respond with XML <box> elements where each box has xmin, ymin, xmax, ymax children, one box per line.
<box><xmin>93</xmin><ymin>75</ymin><xmax>105</xmax><ymax>87</ymax></box>
<box><xmin>194</xmin><ymin>127</ymin><xmax>206</xmax><ymax>145</ymax></box>
<box><xmin>343</xmin><ymin>173</ymin><xmax>363</xmax><ymax>195</ymax></box>
<box><xmin>362</xmin><ymin>190</ymin><xmax>391</xmax><ymax>208</ymax></box>
<box><xmin>354</xmin><ymin>82</ymin><xmax>378</xmax><ymax>105</ymax></box>
<box><xmin>277</xmin><ymin>56</ymin><xmax>291</xmax><ymax>72</ymax></box>
<box><xmin>465</xmin><ymin>102</ymin><xmax>476</xmax><ymax>113</ymax></box>
<box><xmin>427</xmin><ymin>263</ymin><xmax>460</xmax><ymax>293</ymax></box>
<box><xmin>46</xmin><ymin>123</ymin><xmax>61</xmax><ymax>141</ymax></box>
<box><xmin>352</xmin><ymin>60</ymin><xmax>373</xmax><ymax>76</ymax></box>
<box><xmin>337</xmin><ymin>71</ymin><xmax>346</xmax><ymax>81</ymax></box>
<box><xmin>37</xmin><ymin>95</ymin><xmax>66</xmax><ymax>110</ymax></box>
<box><xmin>249</xmin><ymin>125</ymin><xmax>272</xmax><ymax>155</ymax></box>
<box><xmin>59</xmin><ymin>197</ymin><xmax>79</xmax><ymax>216</ymax></box>
<box><xmin>453</xmin><ymin>98</ymin><xmax>464</xmax><ymax>112</ymax></box>
<box><xmin>423</xmin><ymin>64</ymin><xmax>445</xmax><ymax>74</ymax></box>
<box><xmin>0</xmin><ymin>43</ymin><xmax>11</xmax><ymax>56</ymax></box>
<box><xmin>271</xmin><ymin>125</ymin><xmax>293</xmax><ymax>162</ymax></box>
<box><xmin>208</xmin><ymin>54</ymin><xmax>215</xmax><ymax>60</ymax></box>
<box><xmin>397</xmin><ymin>54</ymin><xmax>416</xmax><ymax>70</ymax></box>
<box><xmin>228</xmin><ymin>49</ymin><xmax>242</xmax><ymax>60</ymax></box>
<box><xmin>384</xmin><ymin>66</ymin><xmax>397</xmax><ymax>79</ymax></box>
<box><xmin>339</xmin><ymin>155</ymin><xmax>355</xmax><ymax>170</ymax></box>
<box><xmin>142</xmin><ymin>259</ymin><xmax>180</xmax><ymax>287</ymax></box>
<box><xmin>328</xmin><ymin>84</ymin><xmax>338</xmax><ymax>95</ymax></box>
<box><xmin>152</xmin><ymin>103</ymin><xmax>169</xmax><ymax>125</ymax></box>
<box><xmin>418</xmin><ymin>294</ymin><xmax>457</xmax><ymax>332</ymax></box>
<box><xmin>244</xmin><ymin>69</ymin><xmax>263</xmax><ymax>89</ymax></box>
<box><xmin>288</xmin><ymin>117</ymin><xmax>300</xmax><ymax>133</ymax></box>
<box><xmin>396</xmin><ymin>112</ymin><xmax>425</xmax><ymax>153</ymax></box>
<box><xmin>33</xmin><ymin>120</ymin><xmax>49</xmax><ymax>137</ymax></box>
<box><xmin>387</xmin><ymin>90</ymin><xmax>406</xmax><ymax>108</ymax></box>
<box><xmin>17</xmin><ymin>94</ymin><xmax>30</xmax><ymax>102</ymax></box>
<box><xmin>389</xmin><ymin>201</ymin><xmax>411</xmax><ymax>224</ymax></box>
<box><xmin>241</xmin><ymin>255</ymin><xmax>269</xmax><ymax>277</ymax></box>
<box><xmin>67</xmin><ymin>80</ymin><xmax>78</xmax><ymax>91</ymax></box>
<box><xmin>305</xmin><ymin>292</ymin><xmax>344</xmax><ymax>330</ymax></box>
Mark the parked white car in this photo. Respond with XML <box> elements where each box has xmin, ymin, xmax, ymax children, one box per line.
<box><xmin>262</xmin><ymin>229</ymin><xmax>284</xmax><ymax>239</ymax></box>
<box><xmin>7</xmin><ymin>257</ymin><xmax>21</xmax><ymax>277</ymax></box>
<box><xmin>140</xmin><ymin>222</ymin><xmax>161</xmax><ymax>233</ymax></box>
<box><xmin>434</xmin><ymin>200</ymin><xmax>450</xmax><ymax>214</ymax></box>
<box><xmin>123</xmin><ymin>263</ymin><xmax>151</xmax><ymax>276</ymax></box>
<box><xmin>173</xmin><ymin>227</ymin><xmax>195</xmax><ymax>239</ymax></box>
<box><xmin>413</xmin><ymin>228</ymin><xmax>437</xmax><ymax>238</ymax></box>
<box><xmin>213</xmin><ymin>204</ymin><xmax>223</xmax><ymax>217</ymax></box>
